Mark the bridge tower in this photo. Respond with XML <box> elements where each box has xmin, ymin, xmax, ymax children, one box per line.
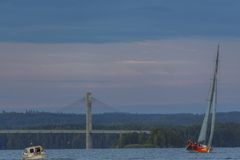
<box><xmin>85</xmin><ymin>92</ymin><xmax>93</xmax><ymax>149</ymax></box>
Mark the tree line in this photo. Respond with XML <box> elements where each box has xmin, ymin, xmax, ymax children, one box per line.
<box><xmin>1</xmin><ymin>123</ymin><xmax>240</xmax><ymax>149</ymax></box>
<box><xmin>2</xmin><ymin>111</ymin><xmax>240</xmax><ymax>129</ymax></box>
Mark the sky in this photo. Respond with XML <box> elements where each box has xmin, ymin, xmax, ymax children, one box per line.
<box><xmin>0</xmin><ymin>0</ymin><xmax>240</xmax><ymax>113</ymax></box>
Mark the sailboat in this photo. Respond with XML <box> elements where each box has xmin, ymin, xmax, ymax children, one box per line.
<box><xmin>186</xmin><ymin>45</ymin><xmax>220</xmax><ymax>153</ymax></box>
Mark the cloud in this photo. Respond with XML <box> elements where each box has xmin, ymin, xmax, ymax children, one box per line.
<box><xmin>118</xmin><ymin>60</ymin><xmax>190</xmax><ymax>65</ymax></box>
<box><xmin>119</xmin><ymin>60</ymin><xmax>159</xmax><ymax>64</ymax></box>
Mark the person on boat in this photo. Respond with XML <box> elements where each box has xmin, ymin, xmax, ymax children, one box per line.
<box><xmin>187</xmin><ymin>139</ymin><xmax>193</xmax><ymax>146</ymax></box>
<box><xmin>187</xmin><ymin>139</ymin><xmax>203</xmax><ymax>151</ymax></box>
<box><xmin>186</xmin><ymin>139</ymin><xmax>194</xmax><ymax>150</ymax></box>
<box><xmin>187</xmin><ymin>139</ymin><xmax>192</xmax><ymax>144</ymax></box>
<box><xmin>36</xmin><ymin>147</ymin><xmax>41</xmax><ymax>154</ymax></box>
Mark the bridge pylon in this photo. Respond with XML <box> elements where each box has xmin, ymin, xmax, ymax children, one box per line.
<box><xmin>85</xmin><ymin>92</ymin><xmax>92</xmax><ymax>149</ymax></box>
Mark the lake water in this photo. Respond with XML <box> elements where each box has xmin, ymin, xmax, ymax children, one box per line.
<box><xmin>1</xmin><ymin>148</ymin><xmax>240</xmax><ymax>160</ymax></box>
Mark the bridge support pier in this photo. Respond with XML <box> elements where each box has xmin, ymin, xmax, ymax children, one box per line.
<box><xmin>85</xmin><ymin>92</ymin><xmax>93</xmax><ymax>149</ymax></box>
<box><xmin>119</xmin><ymin>133</ymin><xmax>123</xmax><ymax>148</ymax></box>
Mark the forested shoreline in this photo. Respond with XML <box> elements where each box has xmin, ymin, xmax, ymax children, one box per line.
<box><xmin>1</xmin><ymin>112</ymin><xmax>240</xmax><ymax>149</ymax></box>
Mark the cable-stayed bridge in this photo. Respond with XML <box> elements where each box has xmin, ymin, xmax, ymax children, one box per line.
<box><xmin>0</xmin><ymin>92</ymin><xmax>150</xmax><ymax>149</ymax></box>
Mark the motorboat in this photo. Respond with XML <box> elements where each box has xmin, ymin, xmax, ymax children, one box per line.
<box><xmin>22</xmin><ymin>145</ymin><xmax>46</xmax><ymax>160</ymax></box>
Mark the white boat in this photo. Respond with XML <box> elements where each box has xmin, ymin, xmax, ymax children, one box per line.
<box><xmin>22</xmin><ymin>146</ymin><xmax>46</xmax><ymax>160</ymax></box>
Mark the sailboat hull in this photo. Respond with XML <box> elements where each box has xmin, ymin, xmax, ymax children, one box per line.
<box><xmin>186</xmin><ymin>143</ymin><xmax>211</xmax><ymax>153</ymax></box>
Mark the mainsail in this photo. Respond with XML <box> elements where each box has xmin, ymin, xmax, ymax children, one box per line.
<box><xmin>197</xmin><ymin>45</ymin><xmax>219</xmax><ymax>146</ymax></box>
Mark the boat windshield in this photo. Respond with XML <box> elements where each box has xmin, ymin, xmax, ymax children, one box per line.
<box><xmin>29</xmin><ymin>148</ymin><xmax>34</xmax><ymax>153</ymax></box>
<box><xmin>36</xmin><ymin>147</ymin><xmax>41</xmax><ymax>153</ymax></box>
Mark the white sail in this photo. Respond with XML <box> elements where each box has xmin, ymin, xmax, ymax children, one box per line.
<box><xmin>197</xmin><ymin>45</ymin><xmax>219</xmax><ymax>146</ymax></box>
<box><xmin>197</xmin><ymin>100</ymin><xmax>211</xmax><ymax>143</ymax></box>
<box><xmin>208</xmin><ymin>46</ymin><xmax>219</xmax><ymax>146</ymax></box>
<box><xmin>208</xmin><ymin>88</ymin><xmax>216</xmax><ymax>147</ymax></box>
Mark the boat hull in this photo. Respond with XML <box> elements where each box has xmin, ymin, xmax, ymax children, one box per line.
<box><xmin>22</xmin><ymin>154</ymin><xmax>45</xmax><ymax>160</ymax></box>
<box><xmin>186</xmin><ymin>144</ymin><xmax>211</xmax><ymax>153</ymax></box>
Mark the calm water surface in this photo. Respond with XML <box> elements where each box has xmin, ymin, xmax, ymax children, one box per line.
<box><xmin>1</xmin><ymin>148</ymin><xmax>240</xmax><ymax>160</ymax></box>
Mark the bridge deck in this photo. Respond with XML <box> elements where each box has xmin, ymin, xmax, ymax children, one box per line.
<box><xmin>0</xmin><ymin>130</ymin><xmax>150</xmax><ymax>134</ymax></box>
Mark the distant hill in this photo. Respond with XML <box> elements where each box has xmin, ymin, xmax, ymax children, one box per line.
<box><xmin>1</xmin><ymin>111</ymin><xmax>240</xmax><ymax>129</ymax></box>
